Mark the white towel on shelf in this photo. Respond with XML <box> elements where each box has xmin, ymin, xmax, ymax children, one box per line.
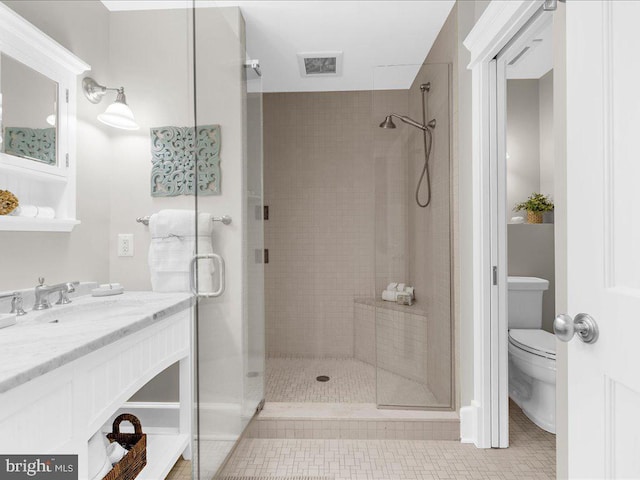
<box><xmin>11</xmin><ymin>205</ymin><xmax>38</xmax><ymax>217</ymax></box>
<box><xmin>36</xmin><ymin>206</ymin><xmax>55</xmax><ymax>219</ymax></box>
<box><xmin>148</xmin><ymin>209</ymin><xmax>215</xmax><ymax>293</ymax></box>
<box><xmin>381</xmin><ymin>290</ymin><xmax>400</xmax><ymax>302</ymax></box>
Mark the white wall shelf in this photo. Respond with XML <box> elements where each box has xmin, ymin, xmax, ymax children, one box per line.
<box><xmin>0</xmin><ymin>216</ymin><xmax>80</xmax><ymax>232</ymax></box>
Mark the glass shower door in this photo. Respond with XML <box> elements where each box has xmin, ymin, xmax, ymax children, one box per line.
<box><xmin>192</xmin><ymin>4</ymin><xmax>265</xmax><ymax>479</ymax></box>
<box><xmin>373</xmin><ymin>63</ymin><xmax>453</xmax><ymax>409</ymax></box>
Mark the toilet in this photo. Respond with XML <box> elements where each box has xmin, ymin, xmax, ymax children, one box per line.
<box><xmin>508</xmin><ymin>276</ymin><xmax>556</xmax><ymax>434</ymax></box>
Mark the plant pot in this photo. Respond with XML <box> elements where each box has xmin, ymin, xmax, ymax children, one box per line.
<box><xmin>527</xmin><ymin>211</ymin><xmax>543</xmax><ymax>224</ymax></box>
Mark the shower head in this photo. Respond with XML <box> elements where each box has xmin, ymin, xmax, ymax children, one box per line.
<box><xmin>379</xmin><ymin>113</ymin><xmax>435</xmax><ymax>131</ymax></box>
<box><xmin>379</xmin><ymin>115</ymin><xmax>396</xmax><ymax>129</ymax></box>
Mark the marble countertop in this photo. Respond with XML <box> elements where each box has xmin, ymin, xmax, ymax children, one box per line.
<box><xmin>0</xmin><ymin>291</ymin><xmax>193</xmax><ymax>394</ymax></box>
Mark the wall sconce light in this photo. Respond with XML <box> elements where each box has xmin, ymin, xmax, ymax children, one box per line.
<box><xmin>82</xmin><ymin>77</ymin><xmax>139</xmax><ymax>130</ymax></box>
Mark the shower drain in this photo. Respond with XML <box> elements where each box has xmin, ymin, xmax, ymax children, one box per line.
<box><xmin>316</xmin><ymin>375</ymin><xmax>330</xmax><ymax>382</ymax></box>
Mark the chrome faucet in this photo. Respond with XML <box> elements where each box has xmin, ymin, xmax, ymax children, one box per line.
<box><xmin>0</xmin><ymin>292</ymin><xmax>26</xmax><ymax>316</ymax></box>
<box><xmin>33</xmin><ymin>278</ymin><xmax>79</xmax><ymax>311</ymax></box>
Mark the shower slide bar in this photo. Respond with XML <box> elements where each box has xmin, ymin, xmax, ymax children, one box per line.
<box><xmin>135</xmin><ymin>215</ymin><xmax>232</xmax><ymax>226</ymax></box>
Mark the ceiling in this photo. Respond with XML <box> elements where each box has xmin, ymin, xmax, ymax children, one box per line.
<box><xmin>101</xmin><ymin>1</ymin><xmax>455</xmax><ymax>92</ymax></box>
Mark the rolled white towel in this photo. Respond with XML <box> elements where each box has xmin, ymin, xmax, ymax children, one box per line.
<box><xmin>382</xmin><ymin>290</ymin><xmax>400</xmax><ymax>302</ymax></box>
<box><xmin>11</xmin><ymin>205</ymin><xmax>38</xmax><ymax>217</ymax></box>
<box><xmin>37</xmin><ymin>206</ymin><xmax>55</xmax><ymax>219</ymax></box>
<box><xmin>404</xmin><ymin>286</ymin><xmax>415</xmax><ymax>299</ymax></box>
<box><xmin>397</xmin><ymin>283</ymin><xmax>406</xmax><ymax>292</ymax></box>
<box><xmin>386</xmin><ymin>283</ymin><xmax>398</xmax><ymax>292</ymax></box>
<box><xmin>106</xmin><ymin>441</ymin><xmax>128</xmax><ymax>465</ymax></box>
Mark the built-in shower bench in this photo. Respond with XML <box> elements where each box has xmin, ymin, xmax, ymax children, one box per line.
<box><xmin>353</xmin><ymin>297</ymin><xmax>429</xmax><ymax>387</ymax></box>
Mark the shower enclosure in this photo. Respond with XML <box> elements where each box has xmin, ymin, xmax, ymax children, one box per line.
<box><xmin>191</xmin><ymin>4</ymin><xmax>265</xmax><ymax>479</ymax></box>
<box><xmin>372</xmin><ymin>63</ymin><xmax>453</xmax><ymax>409</ymax></box>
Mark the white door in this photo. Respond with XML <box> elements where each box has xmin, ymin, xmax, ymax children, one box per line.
<box><xmin>565</xmin><ymin>1</ymin><xmax>640</xmax><ymax>477</ymax></box>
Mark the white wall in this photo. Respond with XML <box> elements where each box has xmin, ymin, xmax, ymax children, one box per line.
<box><xmin>0</xmin><ymin>0</ymin><xmax>111</xmax><ymax>291</ymax></box>
<box><xmin>506</xmin><ymin>79</ymin><xmax>541</xmax><ymax>212</ymax></box>
<box><xmin>539</xmin><ymin>70</ymin><xmax>554</xmax><ymax>197</ymax></box>
<box><xmin>506</xmin><ymin>73</ymin><xmax>554</xmax><ymax>215</ymax></box>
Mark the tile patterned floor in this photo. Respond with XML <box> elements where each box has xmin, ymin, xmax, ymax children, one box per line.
<box><xmin>215</xmin><ymin>402</ymin><xmax>555</xmax><ymax>480</ymax></box>
<box><xmin>166</xmin><ymin>440</ymin><xmax>236</xmax><ymax>480</ymax></box>
<box><xmin>167</xmin><ymin>402</ymin><xmax>554</xmax><ymax>480</ymax></box>
<box><xmin>266</xmin><ymin>358</ymin><xmax>438</xmax><ymax>406</ymax></box>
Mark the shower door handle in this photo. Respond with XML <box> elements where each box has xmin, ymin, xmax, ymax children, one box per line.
<box><xmin>189</xmin><ymin>253</ymin><xmax>226</xmax><ymax>298</ymax></box>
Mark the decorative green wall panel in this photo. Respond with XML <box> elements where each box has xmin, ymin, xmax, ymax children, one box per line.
<box><xmin>3</xmin><ymin>127</ymin><xmax>56</xmax><ymax>165</ymax></box>
<box><xmin>150</xmin><ymin>124</ymin><xmax>221</xmax><ymax>196</ymax></box>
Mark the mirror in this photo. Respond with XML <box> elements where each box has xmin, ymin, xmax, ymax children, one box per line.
<box><xmin>0</xmin><ymin>53</ymin><xmax>58</xmax><ymax>166</ymax></box>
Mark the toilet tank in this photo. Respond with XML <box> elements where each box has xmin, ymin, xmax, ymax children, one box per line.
<box><xmin>508</xmin><ymin>276</ymin><xmax>549</xmax><ymax>329</ymax></box>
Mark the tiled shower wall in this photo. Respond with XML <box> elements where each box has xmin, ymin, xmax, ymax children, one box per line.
<box><xmin>264</xmin><ymin>84</ymin><xmax>452</xmax><ymax>406</ymax></box>
<box><xmin>264</xmin><ymin>91</ymin><xmax>408</xmax><ymax>357</ymax></box>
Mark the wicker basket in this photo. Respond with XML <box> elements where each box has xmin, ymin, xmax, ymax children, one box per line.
<box><xmin>103</xmin><ymin>414</ymin><xmax>147</xmax><ymax>480</ymax></box>
<box><xmin>527</xmin><ymin>211</ymin><xmax>543</xmax><ymax>224</ymax></box>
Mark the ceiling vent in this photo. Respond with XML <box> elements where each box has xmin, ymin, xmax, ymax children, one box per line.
<box><xmin>298</xmin><ymin>52</ymin><xmax>343</xmax><ymax>77</ymax></box>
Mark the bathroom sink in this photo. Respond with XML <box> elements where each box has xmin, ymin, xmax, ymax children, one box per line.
<box><xmin>22</xmin><ymin>297</ymin><xmax>149</xmax><ymax>325</ymax></box>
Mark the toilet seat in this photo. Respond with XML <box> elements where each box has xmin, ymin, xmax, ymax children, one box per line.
<box><xmin>509</xmin><ymin>329</ymin><xmax>556</xmax><ymax>360</ymax></box>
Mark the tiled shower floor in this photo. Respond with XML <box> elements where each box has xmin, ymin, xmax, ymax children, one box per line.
<box><xmin>266</xmin><ymin>357</ymin><xmax>438</xmax><ymax>406</ymax></box>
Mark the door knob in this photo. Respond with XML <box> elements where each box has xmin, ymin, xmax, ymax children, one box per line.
<box><xmin>553</xmin><ymin>313</ymin><xmax>599</xmax><ymax>344</ymax></box>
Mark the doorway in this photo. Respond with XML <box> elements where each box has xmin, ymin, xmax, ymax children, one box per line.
<box><xmin>498</xmin><ymin>10</ymin><xmax>558</xmax><ymax>454</ymax></box>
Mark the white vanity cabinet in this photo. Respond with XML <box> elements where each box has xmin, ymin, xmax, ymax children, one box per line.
<box><xmin>0</xmin><ymin>305</ymin><xmax>192</xmax><ymax>480</ymax></box>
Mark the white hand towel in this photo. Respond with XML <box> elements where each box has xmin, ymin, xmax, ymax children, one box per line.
<box><xmin>148</xmin><ymin>210</ymin><xmax>215</xmax><ymax>293</ymax></box>
<box><xmin>11</xmin><ymin>205</ymin><xmax>38</xmax><ymax>217</ymax></box>
<box><xmin>397</xmin><ymin>283</ymin><xmax>406</xmax><ymax>292</ymax></box>
<box><xmin>404</xmin><ymin>286</ymin><xmax>415</xmax><ymax>299</ymax></box>
<box><xmin>382</xmin><ymin>290</ymin><xmax>400</xmax><ymax>302</ymax></box>
<box><xmin>106</xmin><ymin>442</ymin><xmax>128</xmax><ymax>465</ymax></box>
<box><xmin>36</xmin><ymin>206</ymin><xmax>55</xmax><ymax>219</ymax></box>
<box><xmin>386</xmin><ymin>283</ymin><xmax>398</xmax><ymax>291</ymax></box>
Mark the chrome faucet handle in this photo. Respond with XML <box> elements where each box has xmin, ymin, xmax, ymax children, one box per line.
<box><xmin>10</xmin><ymin>293</ymin><xmax>26</xmax><ymax>316</ymax></box>
<box><xmin>38</xmin><ymin>277</ymin><xmax>45</xmax><ymax>287</ymax></box>
<box><xmin>56</xmin><ymin>290</ymin><xmax>71</xmax><ymax>305</ymax></box>
<box><xmin>0</xmin><ymin>292</ymin><xmax>27</xmax><ymax>316</ymax></box>
<box><xmin>55</xmin><ymin>283</ymin><xmax>78</xmax><ymax>305</ymax></box>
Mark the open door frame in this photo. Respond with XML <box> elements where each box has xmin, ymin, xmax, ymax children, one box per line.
<box><xmin>460</xmin><ymin>0</ymin><xmax>561</xmax><ymax>450</ymax></box>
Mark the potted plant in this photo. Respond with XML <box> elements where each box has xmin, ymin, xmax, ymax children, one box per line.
<box><xmin>514</xmin><ymin>192</ymin><xmax>554</xmax><ymax>224</ymax></box>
